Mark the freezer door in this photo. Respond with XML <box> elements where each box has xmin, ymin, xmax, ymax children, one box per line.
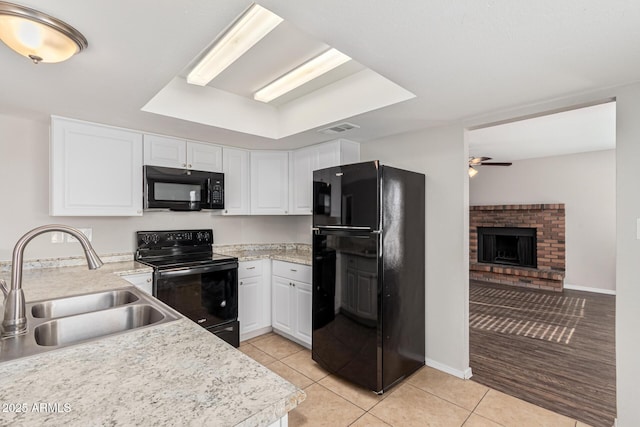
<box><xmin>313</xmin><ymin>161</ymin><xmax>380</xmax><ymax>229</ymax></box>
<box><xmin>312</xmin><ymin>230</ymin><xmax>381</xmax><ymax>392</ymax></box>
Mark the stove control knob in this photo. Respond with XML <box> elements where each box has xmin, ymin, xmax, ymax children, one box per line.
<box><xmin>142</xmin><ymin>233</ymin><xmax>159</xmax><ymax>244</ymax></box>
<box><xmin>197</xmin><ymin>232</ymin><xmax>210</xmax><ymax>242</ymax></box>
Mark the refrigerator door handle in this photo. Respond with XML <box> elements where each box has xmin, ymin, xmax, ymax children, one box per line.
<box><xmin>314</xmin><ymin>225</ymin><xmax>374</xmax><ymax>231</ymax></box>
<box><xmin>313</xmin><ymin>226</ymin><xmax>379</xmax><ymax>237</ymax></box>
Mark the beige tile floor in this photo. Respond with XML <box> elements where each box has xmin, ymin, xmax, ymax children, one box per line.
<box><xmin>240</xmin><ymin>333</ymin><xmax>593</xmax><ymax>427</ymax></box>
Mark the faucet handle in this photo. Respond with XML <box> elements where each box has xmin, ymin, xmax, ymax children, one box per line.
<box><xmin>0</xmin><ymin>278</ymin><xmax>7</xmax><ymax>297</ymax></box>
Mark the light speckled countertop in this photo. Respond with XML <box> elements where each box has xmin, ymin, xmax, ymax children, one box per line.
<box><xmin>214</xmin><ymin>244</ymin><xmax>312</xmax><ymax>266</ymax></box>
<box><xmin>0</xmin><ymin>259</ymin><xmax>305</xmax><ymax>427</ymax></box>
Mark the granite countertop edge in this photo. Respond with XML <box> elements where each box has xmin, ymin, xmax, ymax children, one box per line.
<box><xmin>0</xmin><ymin>245</ymin><xmax>310</xmax><ymax>426</ymax></box>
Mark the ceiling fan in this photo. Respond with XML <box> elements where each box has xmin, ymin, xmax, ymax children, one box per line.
<box><xmin>468</xmin><ymin>157</ymin><xmax>512</xmax><ymax>177</ymax></box>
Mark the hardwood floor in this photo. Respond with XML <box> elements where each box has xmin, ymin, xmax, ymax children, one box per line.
<box><xmin>469</xmin><ymin>280</ymin><xmax>616</xmax><ymax>427</ymax></box>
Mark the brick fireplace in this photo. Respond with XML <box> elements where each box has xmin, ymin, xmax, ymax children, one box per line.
<box><xmin>470</xmin><ymin>204</ymin><xmax>566</xmax><ymax>291</ymax></box>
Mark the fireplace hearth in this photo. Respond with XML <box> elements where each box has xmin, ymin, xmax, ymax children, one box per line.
<box><xmin>478</xmin><ymin>227</ymin><xmax>536</xmax><ymax>268</ymax></box>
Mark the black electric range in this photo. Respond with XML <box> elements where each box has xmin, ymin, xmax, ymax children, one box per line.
<box><xmin>135</xmin><ymin>229</ymin><xmax>239</xmax><ymax>347</ymax></box>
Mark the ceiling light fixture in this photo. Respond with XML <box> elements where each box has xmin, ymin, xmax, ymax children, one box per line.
<box><xmin>187</xmin><ymin>3</ymin><xmax>283</xmax><ymax>86</ymax></box>
<box><xmin>254</xmin><ymin>48</ymin><xmax>352</xmax><ymax>103</ymax></box>
<box><xmin>468</xmin><ymin>166</ymin><xmax>478</xmax><ymax>178</ymax></box>
<box><xmin>0</xmin><ymin>1</ymin><xmax>87</xmax><ymax>64</ymax></box>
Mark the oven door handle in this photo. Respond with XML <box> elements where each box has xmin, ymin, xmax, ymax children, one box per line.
<box><xmin>157</xmin><ymin>263</ymin><xmax>237</xmax><ymax>278</ymax></box>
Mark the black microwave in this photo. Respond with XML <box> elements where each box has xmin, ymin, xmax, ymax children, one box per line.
<box><xmin>144</xmin><ymin>165</ymin><xmax>224</xmax><ymax>211</ymax></box>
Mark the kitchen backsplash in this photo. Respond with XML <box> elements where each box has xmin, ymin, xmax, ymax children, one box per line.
<box><xmin>0</xmin><ymin>243</ymin><xmax>311</xmax><ymax>272</ymax></box>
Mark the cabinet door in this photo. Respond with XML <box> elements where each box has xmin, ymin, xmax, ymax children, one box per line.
<box><xmin>272</xmin><ymin>276</ymin><xmax>294</xmax><ymax>334</ymax></box>
<box><xmin>143</xmin><ymin>134</ymin><xmax>186</xmax><ymax>168</ymax></box>
<box><xmin>239</xmin><ymin>276</ymin><xmax>261</xmax><ymax>334</ymax></box>
<box><xmin>50</xmin><ymin>117</ymin><xmax>143</xmax><ymax>216</ymax></box>
<box><xmin>290</xmin><ymin>146</ymin><xmax>317</xmax><ymax>215</ymax></box>
<box><xmin>250</xmin><ymin>151</ymin><xmax>289</xmax><ymax>215</ymax></box>
<box><xmin>222</xmin><ymin>148</ymin><xmax>250</xmax><ymax>215</ymax></box>
<box><xmin>121</xmin><ymin>272</ymin><xmax>153</xmax><ymax>295</ymax></box>
<box><xmin>187</xmin><ymin>141</ymin><xmax>223</xmax><ymax>172</ymax></box>
<box><xmin>293</xmin><ymin>280</ymin><xmax>312</xmax><ymax>345</ymax></box>
<box><xmin>316</xmin><ymin>140</ymin><xmax>340</xmax><ymax>169</ymax></box>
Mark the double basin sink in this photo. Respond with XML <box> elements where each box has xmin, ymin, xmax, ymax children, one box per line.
<box><xmin>0</xmin><ymin>287</ymin><xmax>180</xmax><ymax>363</ymax></box>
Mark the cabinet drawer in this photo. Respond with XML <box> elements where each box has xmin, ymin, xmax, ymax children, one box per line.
<box><xmin>272</xmin><ymin>260</ymin><xmax>311</xmax><ymax>283</ymax></box>
<box><xmin>238</xmin><ymin>260</ymin><xmax>263</xmax><ymax>279</ymax></box>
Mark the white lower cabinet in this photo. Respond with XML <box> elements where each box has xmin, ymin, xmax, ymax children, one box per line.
<box><xmin>121</xmin><ymin>272</ymin><xmax>153</xmax><ymax>295</ymax></box>
<box><xmin>238</xmin><ymin>260</ymin><xmax>272</xmax><ymax>341</ymax></box>
<box><xmin>271</xmin><ymin>261</ymin><xmax>312</xmax><ymax>348</ymax></box>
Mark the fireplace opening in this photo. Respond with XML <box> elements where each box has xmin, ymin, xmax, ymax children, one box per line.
<box><xmin>478</xmin><ymin>227</ymin><xmax>537</xmax><ymax>268</ymax></box>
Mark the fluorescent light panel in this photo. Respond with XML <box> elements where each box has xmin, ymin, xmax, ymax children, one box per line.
<box><xmin>254</xmin><ymin>48</ymin><xmax>351</xmax><ymax>103</ymax></box>
<box><xmin>187</xmin><ymin>4</ymin><xmax>283</xmax><ymax>86</ymax></box>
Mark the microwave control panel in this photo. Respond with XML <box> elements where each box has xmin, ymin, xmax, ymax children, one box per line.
<box><xmin>211</xmin><ymin>179</ymin><xmax>223</xmax><ymax>205</ymax></box>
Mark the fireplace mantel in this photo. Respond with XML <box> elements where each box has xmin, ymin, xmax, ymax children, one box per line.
<box><xmin>470</xmin><ymin>204</ymin><xmax>566</xmax><ymax>291</ymax></box>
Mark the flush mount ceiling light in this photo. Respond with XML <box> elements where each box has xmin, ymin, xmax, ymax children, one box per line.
<box><xmin>0</xmin><ymin>1</ymin><xmax>87</xmax><ymax>64</ymax></box>
<box><xmin>254</xmin><ymin>48</ymin><xmax>352</xmax><ymax>103</ymax></box>
<box><xmin>187</xmin><ymin>3</ymin><xmax>283</xmax><ymax>86</ymax></box>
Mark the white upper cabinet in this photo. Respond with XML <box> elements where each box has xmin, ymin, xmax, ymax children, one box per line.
<box><xmin>187</xmin><ymin>141</ymin><xmax>223</xmax><ymax>172</ymax></box>
<box><xmin>289</xmin><ymin>139</ymin><xmax>360</xmax><ymax>215</ymax></box>
<box><xmin>250</xmin><ymin>151</ymin><xmax>289</xmax><ymax>215</ymax></box>
<box><xmin>222</xmin><ymin>147</ymin><xmax>250</xmax><ymax>215</ymax></box>
<box><xmin>143</xmin><ymin>134</ymin><xmax>222</xmax><ymax>172</ymax></box>
<box><xmin>50</xmin><ymin>117</ymin><xmax>143</xmax><ymax>216</ymax></box>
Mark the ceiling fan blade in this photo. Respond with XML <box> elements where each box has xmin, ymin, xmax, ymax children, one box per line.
<box><xmin>478</xmin><ymin>162</ymin><xmax>512</xmax><ymax>166</ymax></box>
<box><xmin>469</xmin><ymin>156</ymin><xmax>492</xmax><ymax>165</ymax></box>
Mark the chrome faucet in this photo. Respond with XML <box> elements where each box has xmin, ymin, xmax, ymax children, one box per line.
<box><xmin>0</xmin><ymin>225</ymin><xmax>103</xmax><ymax>339</ymax></box>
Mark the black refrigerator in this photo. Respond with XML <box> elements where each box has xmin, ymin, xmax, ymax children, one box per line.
<box><xmin>312</xmin><ymin>160</ymin><xmax>425</xmax><ymax>393</ymax></box>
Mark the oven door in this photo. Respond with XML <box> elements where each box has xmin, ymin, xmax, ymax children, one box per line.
<box><xmin>155</xmin><ymin>261</ymin><xmax>238</xmax><ymax>329</ymax></box>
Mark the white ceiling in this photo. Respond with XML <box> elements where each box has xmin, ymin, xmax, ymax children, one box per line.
<box><xmin>1</xmin><ymin>1</ymin><xmax>639</xmax><ymax>150</ymax></box>
<box><xmin>468</xmin><ymin>101</ymin><xmax>616</xmax><ymax>162</ymax></box>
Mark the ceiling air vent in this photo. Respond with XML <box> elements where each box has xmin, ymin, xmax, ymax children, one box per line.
<box><xmin>318</xmin><ymin>122</ymin><xmax>360</xmax><ymax>135</ymax></box>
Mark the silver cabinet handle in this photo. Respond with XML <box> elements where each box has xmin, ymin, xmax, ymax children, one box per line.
<box><xmin>146</xmin><ymin>278</ymin><xmax>151</xmax><ymax>283</ymax></box>
<box><xmin>188</xmin><ymin>164</ymin><xmax>192</xmax><ymax>168</ymax></box>
<box><xmin>182</xmin><ymin>163</ymin><xmax>187</xmax><ymax>167</ymax></box>
<box><xmin>290</xmin><ymin>269</ymin><xmax>297</xmax><ymax>272</ymax></box>
<box><xmin>240</xmin><ymin>281</ymin><xmax>243</xmax><ymax>286</ymax></box>
<box><xmin>246</xmin><ymin>266</ymin><xmax>255</xmax><ymax>270</ymax></box>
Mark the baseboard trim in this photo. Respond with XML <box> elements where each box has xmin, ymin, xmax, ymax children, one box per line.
<box><xmin>240</xmin><ymin>326</ymin><xmax>273</xmax><ymax>343</ymax></box>
<box><xmin>425</xmin><ymin>358</ymin><xmax>473</xmax><ymax>379</ymax></box>
<box><xmin>564</xmin><ymin>283</ymin><xmax>616</xmax><ymax>295</ymax></box>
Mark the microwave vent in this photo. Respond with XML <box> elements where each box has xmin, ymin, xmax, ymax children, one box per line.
<box><xmin>318</xmin><ymin>122</ymin><xmax>360</xmax><ymax>135</ymax></box>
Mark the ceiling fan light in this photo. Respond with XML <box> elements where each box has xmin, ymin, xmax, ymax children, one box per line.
<box><xmin>187</xmin><ymin>3</ymin><xmax>283</xmax><ymax>86</ymax></box>
<box><xmin>254</xmin><ymin>48</ymin><xmax>352</xmax><ymax>103</ymax></box>
<box><xmin>468</xmin><ymin>166</ymin><xmax>478</xmax><ymax>178</ymax></box>
<box><xmin>0</xmin><ymin>1</ymin><xmax>87</xmax><ymax>64</ymax></box>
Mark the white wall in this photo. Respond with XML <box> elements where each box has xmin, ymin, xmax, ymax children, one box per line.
<box><xmin>0</xmin><ymin>115</ymin><xmax>310</xmax><ymax>261</ymax></box>
<box><xmin>469</xmin><ymin>150</ymin><xmax>616</xmax><ymax>292</ymax></box>
<box><xmin>614</xmin><ymin>83</ymin><xmax>640</xmax><ymax>427</ymax></box>
<box><xmin>361</xmin><ymin>124</ymin><xmax>470</xmax><ymax>378</ymax></box>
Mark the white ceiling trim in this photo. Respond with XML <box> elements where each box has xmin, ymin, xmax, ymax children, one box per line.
<box><xmin>142</xmin><ymin>70</ymin><xmax>415</xmax><ymax>139</ymax></box>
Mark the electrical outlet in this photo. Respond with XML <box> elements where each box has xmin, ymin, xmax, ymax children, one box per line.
<box><xmin>50</xmin><ymin>232</ymin><xmax>65</xmax><ymax>243</ymax></box>
<box><xmin>67</xmin><ymin>228</ymin><xmax>92</xmax><ymax>243</ymax></box>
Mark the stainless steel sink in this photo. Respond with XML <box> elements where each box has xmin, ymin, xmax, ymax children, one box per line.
<box><xmin>31</xmin><ymin>289</ymin><xmax>139</xmax><ymax>318</ymax></box>
<box><xmin>0</xmin><ymin>286</ymin><xmax>181</xmax><ymax>363</ymax></box>
<box><xmin>34</xmin><ymin>304</ymin><xmax>166</xmax><ymax>347</ymax></box>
